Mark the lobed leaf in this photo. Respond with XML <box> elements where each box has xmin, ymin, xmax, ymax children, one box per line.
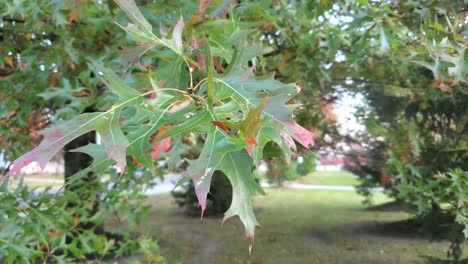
<box><xmin>218</xmin><ymin>150</ymin><xmax>265</xmax><ymax>253</ymax></box>
<box><xmin>183</xmin><ymin>125</ymin><xmax>245</xmax><ymax>214</ymax></box>
<box><xmin>3</xmin><ymin>113</ymin><xmax>100</xmax><ymax>179</ymax></box>
<box><xmin>92</xmin><ymin>63</ymin><xmax>142</xmax><ymax>104</ymax></box>
<box><xmin>114</xmin><ymin>0</ymin><xmax>154</xmax><ymax>40</ymax></box>
<box><xmin>96</xmin><ymin>109</ymin><xmax>129</xmax><ymax>174</ymax></box>
<box><xmin>216</xmin><ymin>45</ymin><xmax>314</xmax><ymax>148</ymax></box>
<box><xmin>161</xmin><ymin>17</ymin><xmax>185</xmax><ymax>55</ymax></box>
<box><xmin>252</xmin><ymin>127</ymin><xmax>294</xmax><ymax>164</ymax></box>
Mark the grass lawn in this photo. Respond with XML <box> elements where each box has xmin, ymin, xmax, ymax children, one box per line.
<box><xmin>296</xmin><ymin>170</ymin><xmax>360</xmax><ymax>186</ymax></box>
<box><xmin>122</xmin><ymin>189</ymin><xmax>463</xmax><ymax>264</ymax></box>
<box><xmin>6</xmin><ymin>173</ymin><xmax>64</xmax><ymax>190</ymax></box>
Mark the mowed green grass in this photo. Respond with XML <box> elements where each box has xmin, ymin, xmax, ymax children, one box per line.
<box><xmin>296</xmin><ymin>170</ymin><xmax>360</xmax><ymax>186</ymax></box>
<box><xmin>126</xmin><ymin>189</ymin><xmax>462</xmax><ymax>264</ymax></box>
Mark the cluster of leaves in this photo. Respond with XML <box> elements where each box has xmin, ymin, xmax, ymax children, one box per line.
<box><xmin>3</xmin><ymin>0</ymin><xmax>314</xmax><ymax>251</ymax></box>
<box><xmin>1</xmin><ymin>1</ymin><xmax>192</xmax><ymax>261</ymax></box>
<box><xmin>3</xmin><ymin>0</ymin><xmax>465</xmax><ymax>261</ymax></box>
<box><xmin>0</xmin><ymin>169</ymin><xmax>162</xmax><ymax>263</ymax></box>
<box><xmin>0</xmin><ymin>0</ymin><xmax>122</xmax><ymax>159</ymax></box>
<box><xmin>0</xmin><ymin>0</ymin><xmax>201</xmax><ymax>158</ymax></box>
<box><xmin>399</xmin><ymin>168</ymin><xmax>467</xmax><ymax>260</ymax></box>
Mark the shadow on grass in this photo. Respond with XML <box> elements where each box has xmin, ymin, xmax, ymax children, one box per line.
<box><xmin>349</xmin><ymin>219</ymin><xmax>427</xmax><ymax>241</ymax></box>
<box><xmin>364</xmin><ymin>200</ymin><xmax>412</xmax><ymax>213</ymax></box>
<box><xmin>421</xmin><ymin>256</ymin><xmax>468</xmax><ymax>264</ymax></box>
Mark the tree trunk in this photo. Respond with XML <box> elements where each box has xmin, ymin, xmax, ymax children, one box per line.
<box><xmin>64</xmin><ymin>131</ymin><xmax>103</xmax><ymax>232</ymax></box>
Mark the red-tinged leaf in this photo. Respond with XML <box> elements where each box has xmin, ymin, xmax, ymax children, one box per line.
<box><xmin>96</xmin><ymin>110</ymin><xmax>129</xmax><ymax>174</ymax></box>
<box><xmin>277</xmin><ymin>119</ymin><xmax>314</xmax><ymax>148</ymax></box>
<box><xmin>241</xmin><ymin>65</ymin><xmax>254</xmax><ymax>82</ymax></box>
<box><xmin>247</xmin><ymin>231</ymin><xmax>255</xmax><ymax>254</ymax></box>
<box><xmin>150</xmin><ymin>124</ymin><xmax>172</xmax><ymax>160</ymax></box>
<box><xmin>279</xmin><ymin>129</ymin><xmax>297</xmax><ymax>153</ymax></box>
<box><xmin>213</xmin><ymin>57</ymin><xmax>225</xmax><ymax>73</ymax></box>
<box><xmin>245</xmin><ymin>146</ymin><xmax>253</xmax><ymax>157</ymax></box>
<box><xmin>197</xmin><ymin>53</ymin><xmax>206</xmax><ymax>71</ymax></box>
<box><xmin>216</xmin><ymin>45</ymin><xmax>311</xmax><ymax>152</ymax></box>
<box><xmin>48</xmin><ymin>72</ymin><xmax>59</xmax><ymax>87</ymax></box>
<box><xmin>435</xmin><ymin>78</ymin><xmax>452</xmax><ymax>92</ymax></box>
<box><xmin>3</xmin><ymin>113</ymin><xmax>100</xmax><ymax>179</ymax></box>
<box><xmin>131</xmin><ymin>155</ymin><xmax>143</xmax><ymax>166</ymax></box>
<box><xmin>245</xmin><ymin>136</ymin><xmax>258</xmax><ymax>146</ymax></box>
<box><xmin>150</xmin><ymin>137</ymin><xmax>172</xmax><ymax>159</ymax></box>
<box><xmin>212</xmin><ymin>121</ymin><xmax>231</xmax><ymax>133</ymax></box>
<box><xmin>4</xmin><ymin>56</ymin><xmax>14</xmax><ymax>68</ymax></box>
<box><xmin>380</xmin><ymin>174</ymin><xmax>391</xmax><ymax>185</ymax></box>
<box><xmin>71</xmin><ymin>89</ymin><xmax>91</xmax><ymax>97</ymax></box>
<box><xmin>68</xmin><ymin>10</ymin><xmax>76</xmax><ymax>23</ymax></box>
<box><xmin>191</xmin><ymin>0</ymin><xmax>210</xmax><ymax>23</ymax></box>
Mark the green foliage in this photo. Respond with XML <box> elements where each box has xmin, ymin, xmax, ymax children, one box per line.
<box><xmin>3</xmin><ymin>0</ymin><xmax>466</xmax><ymax>261</ymax></box>
<box><xmin>264</xmin><ymin>158</ymin><xmax>297</xmax><ymax>185</ymax></box>
<box><xmin>129</xmin><ymin>236</ymin><xmax>166</xmax><ymax>264</ymax></box>
<box><xmin>0</xmin><ymin>169</ymin><xmax>161</xmax><ymax>263</ymax></box>
<box><xmin>0</xmin><ymin>0</ymin><xmax>126</xmax><ymax>159</ymax></box>
<box><xmin>238</xmin><ymin>0</ymin><xmax>467</xmax><ymax>259</ymax></box>
<box><xmin>398</xmin><ymin>168</ymin><xmax>467</xmax><ymax>260</ymax></box>
<box><xmin>296</xmin><ymin>153</ymin><xmax>317</xmax><ymax>178</ymax></box>
<box><xmin>264</xmin><ymin>153</ymin><xmax>316</xmax><ymax>186</ymax></box>
<box><xmin>323</xmin><ymin>1</ymin><xmax>468</xmax><ymax>260</ymax></box>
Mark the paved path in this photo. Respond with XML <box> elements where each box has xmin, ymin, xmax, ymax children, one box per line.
<box><xmin>22</xmin><ymin>178</ymin><xmax>63</xmax><ymax>184</ymax></box>
<box><xmin>263</xmin><ymin>182</ymin><xmax>384</xmax><ymax>192</ymax></box>
<box><xmin>25</xmin><ymin>175</ymin><xmax>384</xmax><ymax>195</ymax></box>
<box><xmin>139</xmin><ymin>175</ymin><xmax>384</xmax><ymax>194</ymax></box>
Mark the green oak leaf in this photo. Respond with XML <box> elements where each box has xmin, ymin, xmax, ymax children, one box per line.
<box><xmin>114</xmin><ymin>0</ymin><xmax>185</xmax><ymax>57</ymax></box>
<box><xmin>66</xmin><ymin>144</ymin><xmax>112</xmax><ymax>188</ymax></box>
<box><xmin>218</xmin><ymin>150</ymin><xmax>265</xmax><ymax>252</ymax></box>
<box><xmin>92</xmin><ymin>63</ymin><xmax>143</xmax><ymax>105</ymax></box>
<box><xmin>96</xmin><ymin>109</ymin><xmax>129</xmax><ymax>174</ymax></box>
<box><xmin>125</xmin><ymin>104</ymin><xmax>197</xmax><ymax>171</ymax></box>
<box><xmin>215</xmin><ymin>45</ymin><xmax>314</xmax><ymax>148</ymax></box>
<box><xmin>114</xmin><ymin>0</ymin><xmax>157</xmax><ymax>44</ymax></box>
<box><xmin>183</xmin><ymin>125</ymin><xmax>245</xmax><ymax>214</ymax></box>
<box><xmin>252</xmin><ymin>127</ymin><xmax>295</xmax><ymax>164</ymax></box>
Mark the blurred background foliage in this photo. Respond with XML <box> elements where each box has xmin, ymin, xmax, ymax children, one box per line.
<box><xmin>0</xmin><ymin>0</ymin><xmax>467</xmax><ymax>262</ymax></box>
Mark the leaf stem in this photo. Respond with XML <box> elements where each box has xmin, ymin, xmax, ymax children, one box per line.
<box><xmin>192</xmin><ymin>78</ymin><xmax>208</xmax><ymax>93</ymax></box>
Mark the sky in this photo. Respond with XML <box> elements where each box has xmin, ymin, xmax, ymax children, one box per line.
<box><xmin>333</xmin><ymin>91</ymin><xmax>366</xmax><ymax>134</ymax></box>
